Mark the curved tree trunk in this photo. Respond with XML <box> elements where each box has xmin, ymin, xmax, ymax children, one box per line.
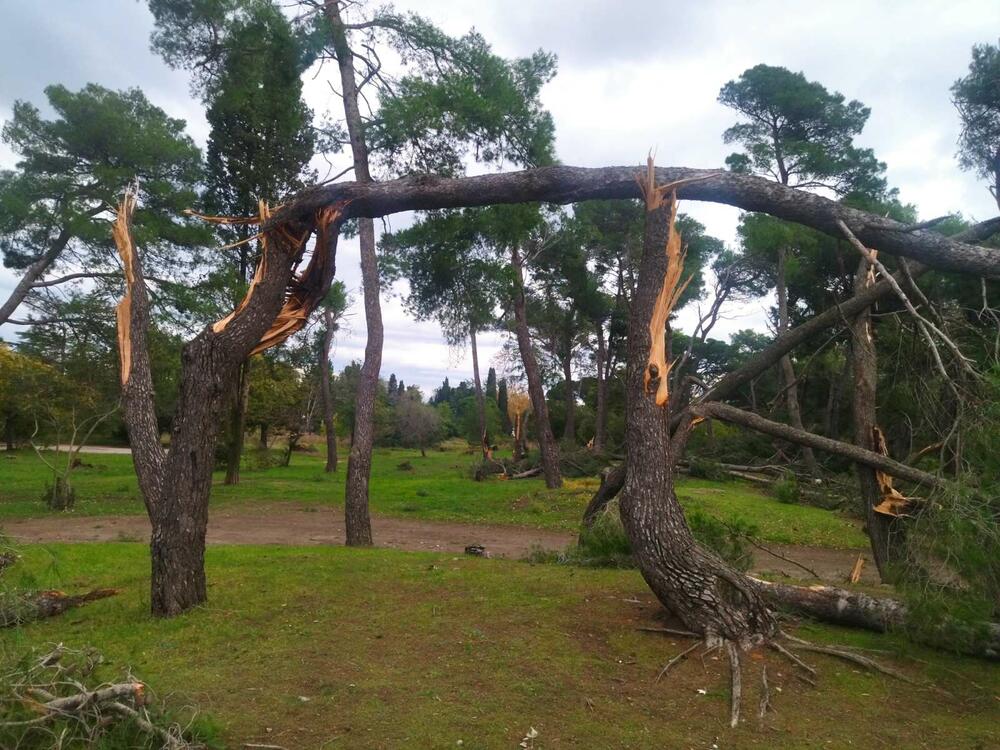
<box><xmin>620</xmin><ymin>178</ymin><xmax>776</xmax><ymax>645</ymax></box>
<box><xmin>0</xmin><ymin>229</ymin><xmax>71</xmax><ymax>326</ymax></box>
<box><xmin>326</xmin><ymin>0</ymin><xmax>379</xmax><ymax>546</ymax></box>
<box><xmin>511</xmin><ymin>246</ymin><xmax>561</xmax><ymax>488</ymax></box>
<box><xmin>850</xmin><ymin>256</ymin><xmax>899</xmax><ymax>578</ymax></box>
<box><xmin>470</xmin><ymin>324</ymin><xmax>488</xmax><ymax>457</ymax></box>
<box><xmin>320</xmin><ymin>308</ymin><xmax>338</xmax><ymax>472</ymax></box>
<box><xmin>776</xmin><ymin>248</ymin><xmax>818</xmax><ymax>474</ymax></box>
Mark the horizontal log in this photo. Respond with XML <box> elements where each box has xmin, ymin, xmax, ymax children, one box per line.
<box><xmin>692</xmin><ymin>402</ymin><xmax>947</xmax><ymax>490</ymax></box>
<box><xmin>273</xmin><ymin>166</ymin><xmax>1000</xmax><ymax>278</ymax></box>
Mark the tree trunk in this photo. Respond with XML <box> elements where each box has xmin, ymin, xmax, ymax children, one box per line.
<box><xmin>326</xmin><ymin>0</ymin><xmax>379</xmax><ymax>546</ymax></box>
<box><xmin>776</xmin><ymin>247</ymin><xmax>819</xmax><ymax>474</ymax></box>
<box><xmin>470</xmin><ymin>324</ymin><xmax>488</xmax><ymax>457</ymax></box>
<box><xmin>259</xmin><ymin>423</ymin><xmax>268</xmax><ymax>449</ymax></box>
<box><xmin>4</xmin><ymin>415</ymin><xmax>14</xmax><ymax>451</ymax></box>
<box><xmin>320</xmin><ymin>308</ymin><xmax>338</xmax><ymax>472</ymax></box>
<box><xmin>0</xmin><ymin>229</ymin><xmax>71</xmax><ymax>326</ymax></box>
<box><xmin>344</xmin><ymin>218</ymin><xmax>379</xmax><ymax>546</ymax></box>
<box><xmin>279</xmin><ymin>165</ymin><xmax>1000</xmax><ymax>278</ymax></box>
<box><xmin>693</xmin><ymin>402</ymin><xmax>947</xmax><ymax>490</ymax></box>
<box><xmin>561</xmin><ymin>348</ymin><xmax>575</xmax><ymax>443</ymax></box>
<box><xmin>511</xmin><ymin>246</ymin><xmax>561</xmax><ymax>489</ymax></box>
<box><xmin>850</xmin><ymin>256</ymin><xmax>899</xmax><ymax>579</ymax></box>
<box><xmin>619</xmin><ymin>179</ymin><xmax>776</xmax><ymax>645</ymax></box>
<box><xmin>224</xmin><ymin>360</ymin><xmax>250</xmax><ymax>485</ymax></box>
<box><xmin>582</xmin><ymin>462</ymin><xmax>625</xmax><ymax>529</ymax></box>
<box><xmin>593</xmin><ymin>321</ymin><xmax>609</xmax><ymax>452</ymax></box>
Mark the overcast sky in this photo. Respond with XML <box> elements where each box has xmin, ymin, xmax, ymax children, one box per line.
<box><xmin>1</xmin><ymin>0</ymin><xmax>998</xmax><ymax>395</ymax></box>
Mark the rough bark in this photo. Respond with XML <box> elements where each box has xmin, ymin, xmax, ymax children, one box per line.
<box><xmin>618</xmin><ymin>177</ymin><xmax>777</xmax><ymax>645</ymax></box>
<box><xmin>273</xmin><ymin>166</ymin><xmax>1000</xmax><ymax>278</ymax></box>
<box><xmin>756</xmin><ymin>578</ymin><xmax>1000</xmax><ymax>659</ymax></box>
<box><xmin>320</xmin><ymin>307</ymin><xmax>338</xmax><ymax>472</ymax></box>
<box><xmin>511</xmin><ymin>246</ymin><xmax>561</xmax><ymax>488</ymax></box>
<box><xmin>776</xmin><ymin>247</ymin><xmax>819</xmax><ymax>473</ymax></box>
<box><xmin>693</xmin><ymin>402</ymin><xmax>947</xmax><ymax>490</ymax></box>
<box><xmin>593</xmin><ymin>321</ymin><xmax>609</xmax><ymax>452</ymax></box>
<box><xmin>326</xmin><ymin>0</ymin><xmax>379</xmax><ymax>546</ymax></box>
<box><xmin>850</xmin><ymin>257</ymin><xmax>899</xmax><ymax>578</ymax></box>
<box><xmin>470</xmin><ymin>324</ymin><xmax>488</xmax><ymax>458</ymax></box>
<box><xmin>115</xmin><ymin>193</ymin><xmax>329</xmax><ymax>616</ymax></box>
<box><xmin>343</xmin><ymin>218</ymin><xmax>379</xmax><ymax>546</ymax></box>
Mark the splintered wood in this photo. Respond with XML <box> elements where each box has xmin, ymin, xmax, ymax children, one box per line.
<box><xmin>637</xmin><ymin>157</ymin><xmax>693</xmax><ymax>406</ymax></box>
<box><xmin>112</xmin><ymin>186</ymin><xmax>139</xmax><ymax>385</ymax></box>
<box><xmin>871</xmin><ymin>425</ymin><xmax>915</xmax><ymax>517</ymax></box>
<box><xmin>190</xmin><ymin>201</ymin><xmax>345</xmax><ymax>354</ymax></box>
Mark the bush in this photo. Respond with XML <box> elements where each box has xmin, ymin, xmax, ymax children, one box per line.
<box><xmin>41</xmin><ymin>477</ymin><xmax>75</xmax><ymax>511</ymax></box>
<box><xmin>773</xmin><ymin>474</ymin><xmax>800</xmax><ymax>504</ymax></box>
<box><xmin>528</xmin><ymin>505</ymin><xmax>756</xmax><ymax>572</ymax></box>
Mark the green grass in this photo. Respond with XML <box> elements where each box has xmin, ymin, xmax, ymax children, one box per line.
<box><xmin>0</xmin><ymin>447</ymin><xmax>867</xmax><ymax>548</ymax></box>
<box><xmin>3</xmin><ymin>543</ymin><xmax>997</xmax><ymax>749</ymax></box>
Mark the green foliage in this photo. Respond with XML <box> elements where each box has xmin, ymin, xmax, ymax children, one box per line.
<box><xmin>686</xmin><ymin>510</ymin><xmax>756</xmax><ymax>572</ymax></box>
<box><xmin>0</xmin><ymin>645</ymin><xmax>224</xmax><ymax>749</ymax></box>
<box><xmin>951</xmin><ymin>41</ymin><xmax>1000</xmax><ymax>196</ymax></box>
<box><xmin>719</xmin><ymin>63</ymin><xmax>886</xmax><ymax>195</ymax></box>
<box><xmin>897</xmin><ymin>489</ymin><xmax>1000</xmax><ymax>653</ymax></box>
<box><xmin>773</xmin><ymin>474</ymin><xmax>801</xmax><ymax>504</ymax></box>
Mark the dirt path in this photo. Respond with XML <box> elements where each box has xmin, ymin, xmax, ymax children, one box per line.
<box><xmin>2</xmin><ymin>504</ymin><xmax>877</xmax><ymax>583</ymax></box>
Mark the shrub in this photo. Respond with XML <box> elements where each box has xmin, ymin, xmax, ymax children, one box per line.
<box><xmin>530</xmin><ymin>505</ymin><xmax>757</xmax><ymax>572</ymax></box>
<box><xmin>773</xmin><ymin>474</ymin><xmax>800</xmax><ymax>504</ymax></box>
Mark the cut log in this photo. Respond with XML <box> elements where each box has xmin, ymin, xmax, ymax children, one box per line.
<box><xmin>755</xmin><ymin>578</ymin><xmax>1000</xmax><ymax>659</ymax></box>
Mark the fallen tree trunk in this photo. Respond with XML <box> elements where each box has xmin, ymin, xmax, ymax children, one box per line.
<box><xmin>755</xmin><ymin>578</ymin><xmax>1000</xmax><ymax>659</ymax></box>
<box><xmin>1</xmin><ymin>588</ymin><xmax>119</xmax><ymax>627</ymax></box>
<box><xmin>273</xmin><ymin>165</ymin><xmax>1000</xmax><ymax>278</ymax></box>
<box><xmin>692</xmin><ymin>402</ymin><xmax>947</xmax><ymax>491</ymax></box>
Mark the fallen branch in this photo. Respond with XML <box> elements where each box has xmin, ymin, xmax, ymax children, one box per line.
<box><xmin>1</xmin><ymin>588</ymin><xmax>119</xmax><ymax>628</ymax></box>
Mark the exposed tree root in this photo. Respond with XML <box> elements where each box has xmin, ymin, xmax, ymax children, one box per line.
<box><xmin>726</xmin><ymin>641</ymin><xmax>742</xmax><ymax>728</ymax></box>
<box><xmin>758</xmin><ymin>665</ymin><xmax>770</xmax><ymax>719</ymax></box>
<box><xmin>639</xmin><ymin>626</ymin><xmax>927</xmax><ymax>727</ymax></box>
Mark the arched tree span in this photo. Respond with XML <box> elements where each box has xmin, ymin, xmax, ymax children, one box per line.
<box><xmin>112</xmin><ymin>161</ymin><xmax>1000</xmax><ymax>660</ymax></box>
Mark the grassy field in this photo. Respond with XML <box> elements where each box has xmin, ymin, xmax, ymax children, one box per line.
<box><xmin>0</xmin><ymin>447</ymin><xmax>867</xmax><ymax>548</ymax></box>
<box><xmin>2</xmin><ymin>542</ymin><xmax>997</xmax><ymax>749</ymax></box>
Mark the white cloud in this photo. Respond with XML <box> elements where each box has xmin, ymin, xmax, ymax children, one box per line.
<box><xmin>2</xmin><ymin>0</ymin><xmax>999</xmax><ymax>392</ymax></box>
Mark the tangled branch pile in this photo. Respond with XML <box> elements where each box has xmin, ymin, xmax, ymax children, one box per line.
<box><xmin>0</xmin><ymin>645</ymin><xmax>215</xmax><ymax>749</ymax></box>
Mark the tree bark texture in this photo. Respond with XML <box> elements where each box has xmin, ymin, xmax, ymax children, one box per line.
<box><xmin>850</xmin><ymin>257</ymin><xmax>899</xmax><ymax>578</ymax></box>
<box><xmin>320</xmin><ymin>307</ymin><xmax>338</xmax><ymax>472</ymax></box>
<box><xmin>618</xmin><ymin>183</ymin><xmax>777</xmax><ymax>646</ymax></box>
<box><xmin>274</xmin><ymin>165</ymin><xmax>1000</xmax><ymax>278</ymax></box>
<box><xmin>511</xmin><ymin>246</ymin><xmax>561</xmax><ymax>488</ymax></box>
<box><xmin>776</xmin><ymin>248</ymin><xmax>819</xmax><ymax>474</ymax></box>
<box><xmin>327</xmin><ymin>0</ymin><xmax>379</xmax><ymax>546</ymax></box>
